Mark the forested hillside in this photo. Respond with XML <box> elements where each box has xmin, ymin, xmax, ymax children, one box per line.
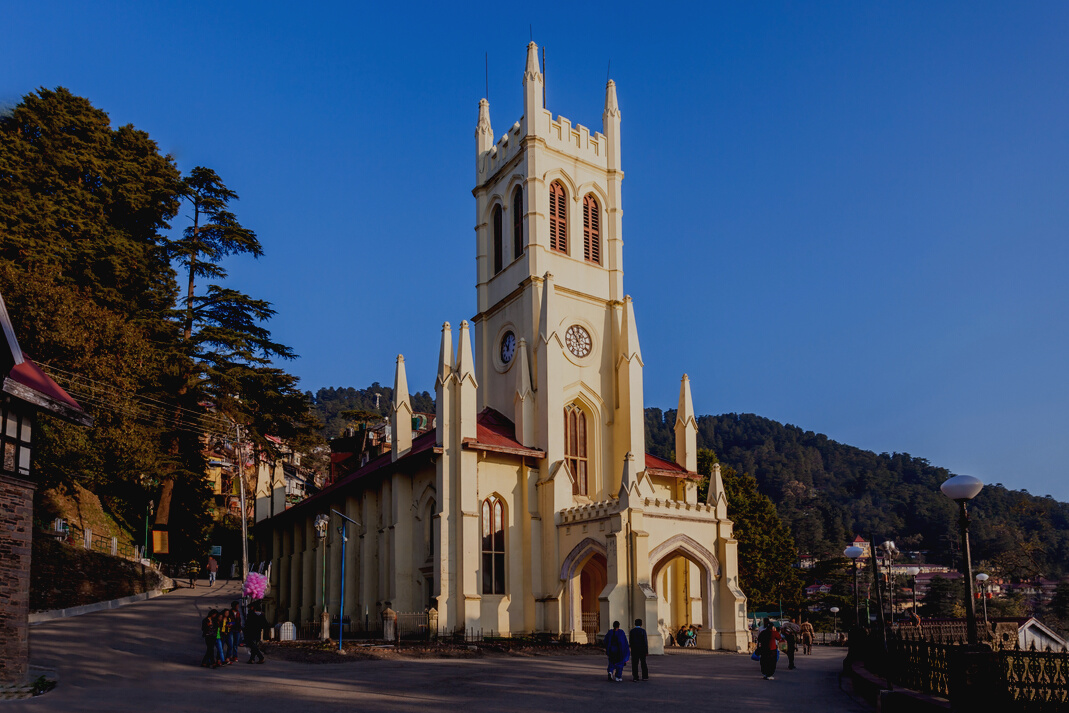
<box><xmin>646</xmin><ymin>410</ymin><xmax>1069</xmax><ymax>578</ymax></box>
<box><xmin>308</xmin><ymin>384</ymin><xmax>435</xmax><ymax>439</ymax></box>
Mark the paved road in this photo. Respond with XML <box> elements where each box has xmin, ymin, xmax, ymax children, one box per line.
<box><xmin>14</xmin><ymin>581</ymin><xmax>868</xmax><ymax>712</ymax></box>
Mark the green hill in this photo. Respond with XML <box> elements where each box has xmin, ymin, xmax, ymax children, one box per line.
<box><xmin>646</xmin><ymin>410</ymin><xmax>1069</xmax><ymax>578</ymax></box>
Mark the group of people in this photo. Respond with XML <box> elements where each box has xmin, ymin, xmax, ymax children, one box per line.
<box><xmin>603</xmin><ymin>619</ymin><xmax>650</xmax><ymax>682</ymax></box>
<box><xmin>665</xmin><ymin>624</ymin><xmax>701</xmax><ymax>648</ymax></box>
<box><xmin>754</xmin><ymin>616</ymin><xmax>812</xmax><ymax>680</ymax></box>
<box><xmin>200</xmin><ymin>599</ymin><xmax>268</xmax><ymax>668</ymax></box>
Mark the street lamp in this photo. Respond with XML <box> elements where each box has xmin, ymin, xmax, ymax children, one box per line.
<box><xmin>941</xmin><ymin>474</ymin><xmax>983</xmax><ymax>646</ymax></box>
<box><xmin>143</xmin><ymin>499</ymin><xmax>154</xmax><ymax>561</ymax></box>
<box><xmin>830</xmin><ymin>606</ymin><xmax>840</xmax><ymax>637</ymax></box>
<box><xmin>331</xmin><ymin>509</ymin><xmax>360</xmax><ymax>653</ymax></box>
<box><xmin>976</xmin><ymin>573</ymin><xmax>990</xmax><ymax>632</ymax></box>
<box><xmin>906</xmin><ymin>566</ymin><xmax>921</xmax><ymax>617</ymax></box>
<box><xmin>844</xmin><ymin>545</ymin><xmax>864</xmax><ymax>626</ymax></box>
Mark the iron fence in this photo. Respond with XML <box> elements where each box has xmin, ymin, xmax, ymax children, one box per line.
<box><xmin>1001</xmin><ymin>648</ymin><xmax>1069</xmax><ymax>711</ymax></box>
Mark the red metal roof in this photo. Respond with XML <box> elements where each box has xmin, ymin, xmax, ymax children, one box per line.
<box><xmin>9</xmin><ymin>356</ymin><xmax>83</xmax><ymax>412</ymax></box>
<box><xmin>476</xmin><ymin>408</ymin><xmax>525</xmax><ymax>450</ymax></box>
<box><xmin>644</xmin><ymin>453</ymin><xmax>701</xmax><ymax>480</ymax></box>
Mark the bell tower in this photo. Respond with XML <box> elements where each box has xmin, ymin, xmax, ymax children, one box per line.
<box><xmin>472</xmin><ymin>43</ymin><xmax>644</xmax><ymax>501</ymax></box>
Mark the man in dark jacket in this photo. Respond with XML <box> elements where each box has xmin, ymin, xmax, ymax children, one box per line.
<box><xmin>244</xmin><ymin>601</ymin><xmax>268</xmax><ymax>663</ymax></box>
<box><xmin>629</xmin><ymin>619</ymin><xmax>649</xmax><ymax>681</ymax></box>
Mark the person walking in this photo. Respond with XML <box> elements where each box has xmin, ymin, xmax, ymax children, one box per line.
<box><xmin>206</xmin><ymin>556</ymin><xmax>219</xmax><ymax>586</ymax></box>
<box><xmin>244</xmin><ymin>601</ymin><xmax>268</xmax><ymax>664</ymax></box>
<box><xmin>604</xmin><ymin>620</ymin><xmax>630</xmax><ymax>682</ymax></box>
<box><xmin>201</xmin><ymin>609</ymin><xmax>220</xmax><ymax>668</ymax></box>
<box><xmin>800</xmin><ymin>619</ymin><xmax>814</xmax><ymax>655</ymax></box>
<box><xmin>629</xmin><ymin>619</ymin><xmax>649</xmax><ymax>681</ymax></box>
<box><xmin>783</xmin><ymin>619</ymin><xmax>798</xmax><ymax>670</ymax></box>
<box><xmin>756</xmin><ymin>618</ymin><xmax>782</xmax><ymax>680</ymax></box>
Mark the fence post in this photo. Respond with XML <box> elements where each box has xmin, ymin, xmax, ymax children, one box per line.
<box><xmin>111</xmin><ymin>537</ymin><xmax>118</xmax><ymax>556</ymax></box>
<box><xmin>84</xmin><ymin>527</ymin><xmax>92</xmax><ymax>550</ymax></box>
<box><xmin>947</xmin><ymin>645</ymin><xmax>998</xmax><ymax>712</ymax></box>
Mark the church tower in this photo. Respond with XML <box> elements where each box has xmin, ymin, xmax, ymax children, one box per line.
<box><xmin>472</xmin><ymin>42</ymin><xmax>644</xmax><ymax>502</ymax></box>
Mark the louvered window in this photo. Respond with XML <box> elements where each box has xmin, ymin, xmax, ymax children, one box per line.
<box><xmin>549</xmin><ymin>182</ymin><xmax>567</xmax><ymax>254</ymax></box>
<box><xmin>512</xmin><ymin>187</ymin><xmax>524</xmax><ymax>259</ymax></box>
<box><xmin>583</xmin><ymin>194</ymin><xmax>601</xmax><ymax>264</ymax></box>
<box><xmin>492</xmin><ymin>205</ymin><xmax>503</xmax><ymax>274</ymax></box>
<box><xmin>481</xmin><ymin>496</ymin><xmax>506</xmax><ymax>594</ymax></box>
<box><xmin>564</xmin><ymin>404</ymin><xmax>588</xmax><ymax>496</ymax></box>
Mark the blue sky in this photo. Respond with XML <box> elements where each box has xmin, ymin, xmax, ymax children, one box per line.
<box><xmin>6</xmin><ymin>2</ymin><xmax>1069</xmax><ymax>500</ymax></box>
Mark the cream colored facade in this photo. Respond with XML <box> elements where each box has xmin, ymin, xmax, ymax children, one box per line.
<box><xmin>261</xmin><ymin>43</ymin><xmax>748</xmax><ymax>653</ymax></box>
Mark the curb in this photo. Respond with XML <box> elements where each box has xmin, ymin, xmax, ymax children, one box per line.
<box><xmin>28</xmin><ymin>588</ymin><xmax>166</xmax><ymax>625</ymax></box>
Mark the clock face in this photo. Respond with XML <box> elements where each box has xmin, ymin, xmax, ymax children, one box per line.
<box><xmin>500</xmin><ymin>331</ymin><xmax>516</xmax><ymax>364</ymax></box>
<box><xmin>565</xmin><ymin>325</ymin><xmax>592</xmax><ymax>358</ymax></box>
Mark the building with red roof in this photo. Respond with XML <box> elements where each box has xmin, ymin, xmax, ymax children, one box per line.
<box><xmin>258</xmin><ymin>43</ymin><xmax>747</xmax><ymax>655</ymax></box>
<box><xmin>0</xmin><ymin>291</ymin><xmax>90</xmax><ymax>687</ymax></box>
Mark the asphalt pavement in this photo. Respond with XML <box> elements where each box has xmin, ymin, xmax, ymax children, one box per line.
<box><xmin>13</xmin><ymin>580</ymin><xmax>869</xmax><ymax>712</ymax></box>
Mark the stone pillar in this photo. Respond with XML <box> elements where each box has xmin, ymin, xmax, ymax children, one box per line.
<box><xmin>0</xmin><ymin>475</ymin><xmax>34</xmax><ymax>686</ymax></box>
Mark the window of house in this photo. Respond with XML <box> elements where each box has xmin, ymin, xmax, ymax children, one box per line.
<box><xmin>564</xmin><ymin>404</ymin><xmax>588</xmax><ymax>496</ymax></box>
<box><xmin>549</xmin><ymin>181</ymin><xmax>567</xmax><ymax>254</ymax></box>
<box><xmin>1</xmin><ymin>397</ymin><xmax>31</xmax><ymax>479</ymax></box>
<box><xmin>492</xmin><ymin>205</ymin><xmax>503</xmax><ymax>274</ymax></box>
<box><xmin>481</xmin><ymin>496</ymin><xmax>506</xmax><ymax>594</ymax></box>
<box><xmin>512</xmin><ymin>187</ymin><xmax>524</xmax><ymax>259</ymax></box>
<box><xmin>583</xmin><ymin>194</ymin><xmax>601</xmax><ymax>265</ymax></box>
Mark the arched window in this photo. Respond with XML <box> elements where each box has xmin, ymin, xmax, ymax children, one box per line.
<box><xmin>582</xmin><ymin>194</ymin><xmax>601</xmax><ymax>265</ymax></box>
<box><xmin>481</xmin><ymin>495</ymin><xmax>506</xmax><ymax>594</ymax></box>
<box><xmin>492</xmin><ymin>205</ymin><xmax>503</xmax><ymax>274</ymax></box>
<box><xmin>512</xmin><ymin>186</ymin><xmax>524</xmax><ymax>259</ymax></box>
<box><xmin>549</xmin><ymin>181</ymin><xmax>567</xmax><ymax>254</ymax></box>
<box><xmin>564</xmin><ymin>404</ymin><xmax>588</xmax><ymax>496</ymax></box>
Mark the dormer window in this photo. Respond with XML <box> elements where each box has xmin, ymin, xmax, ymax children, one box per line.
<box><xmin>582</xmin><ymin>194</ymin><xmax>600</xmax><ymax>265</ymax></box>
<box><xmin>549</xmin><ymin>181</ymin><xmax>567</xmax><ymax>254</ymax></box>
<box><xmin>492</xmin><ymin>204</ymin><xmax>503</xmax><ymax>274</ymax></box>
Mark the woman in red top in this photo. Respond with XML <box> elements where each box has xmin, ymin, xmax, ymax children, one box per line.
<box><xmin>756</xmin><ymin>618</ymin><xmax>782</xmax><ymax>680</ymax></box>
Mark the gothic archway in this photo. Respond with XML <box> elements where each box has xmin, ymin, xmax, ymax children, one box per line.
<box><xmin>560</xmin><ymin>537</ymin><xmax>608</xmax><ymax>642</ymax></box>
<box><xmin>649</xmin><ymin>534</ymin><xmax>721</xmax><ymax>650</ymax></box>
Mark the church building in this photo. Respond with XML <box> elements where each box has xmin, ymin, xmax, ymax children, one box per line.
<box><xmin>260</xmin><ymin>42</ymin><xmax>748</xmax><ymax>653</ymax></box>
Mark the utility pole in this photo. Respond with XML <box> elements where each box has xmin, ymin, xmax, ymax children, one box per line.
<box><xmin>235</xmin><ymin>423</ymin><xmax>249</xmax><ymax>583</ymax></box>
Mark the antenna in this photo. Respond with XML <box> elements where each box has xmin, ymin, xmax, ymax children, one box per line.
<box><xmin>606</xmin><ymin>60</ymin><xmax>611</xmax><ymax>84</ymax></box>
<box><xmin>529</xmin><ymin>24</ymin><xmax>533</xmax><ymax>42</ymax></box>
<box><xmin>542</xmin><ymin>45</ymin><xmax>546</xmax><ymax>107</ymax></box>
<box><xmin>485</xmin><ymin>52</ymin><xmax>489</xmax><ymax>101</ymax></box>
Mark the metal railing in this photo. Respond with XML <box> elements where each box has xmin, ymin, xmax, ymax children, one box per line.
<box><xmin>50</xmin><ymin>521</ymin><xmax>143</xmax><ymax>563</ymax></box>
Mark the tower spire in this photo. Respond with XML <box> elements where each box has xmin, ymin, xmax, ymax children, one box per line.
<box><xmin>391</xmin><ymin>354</ymin><xmax>413</xmax><ymax>460</ymax></box>
<box><xmin>674</xmin><ymin>374</ymin><xmax>697</xmax><ymax>473</ymax></box>
<box><xmin>523</xmin><ymin>42</ymin><xmax>544</xmax><ymax>136</ymax></box>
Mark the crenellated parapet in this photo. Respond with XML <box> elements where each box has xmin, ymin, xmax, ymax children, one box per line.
<box><xmin>545</xmin><ymin>113</ymin><xmax>608</xmax><ymax>168</ymax></box>
<box><xmin>641</xmin><ymin>497</ymin><xmax>721</xmax><ymax>520</ymax></box>
<box><xmin>477</xmin><ymin>119</ymin><xmax>525</xmax><ymax>186</ymax></box>
<box><xmin>558</xmin><ymin>498</ymin><xmax>618</xmax><ymax>524</ymax></box>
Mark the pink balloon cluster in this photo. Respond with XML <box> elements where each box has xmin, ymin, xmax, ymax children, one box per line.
<box><xmin>243</xmin><ymin>572</ymin><xmax>269</xmax><ymax>599</ymax></box>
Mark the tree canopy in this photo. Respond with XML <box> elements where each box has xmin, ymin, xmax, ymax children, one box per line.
<box><xmin>0</xmin><ymin>87</ymin><xmax>320</xmax><ymax>562</ymax></box>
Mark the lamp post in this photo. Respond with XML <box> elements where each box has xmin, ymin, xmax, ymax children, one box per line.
<box><xmin>976</xmin><ymin>573</ymin><xmax>990</xmax><ymax>632</ymax></box>
<box><xmin>845</xmin><ymin>545</ymin><xmax>864</xmax><ymax>626</ymax></box>
<box><xmin>941</xmin><ymin>474</ymin><xmax>983</xmax><ymax>646</ymax></box>
<box><xmin>314</xmin><ymin>514</ymin><xmax>329</xmax><ymax>641</ymax></box>
<box><xmin>906</xmin><ymin>566</ymin><xmax>921</xmax><ymax>616</ymax></box>
<box><xmin>831</xmin><ymin>606</ymin><xmax>840</xmax><ymax>637</ymax></box>
<box><xmin>331</xmin><ymin>509</ymin><xmax>360</xmax><ymax>653</ymax></box>
<box><xmin>143</xmin><ymin>499</ymin><xmax>154</xmax><ymax>560</ymax></box>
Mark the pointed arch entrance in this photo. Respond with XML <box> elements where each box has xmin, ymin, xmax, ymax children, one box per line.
<box><xmin>649</xmin><ymin>534</ymin><xmax>721</xmax><ymax>650</ymax></box>
<box><xmin>560</xmin><ymin>537</ymin><xmax>608</xmax><ymax>643</ymax></box>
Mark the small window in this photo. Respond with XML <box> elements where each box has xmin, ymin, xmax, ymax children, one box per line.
<box><xmin>564</xmin><ymin>404</ymin><xmax>588</xmax><ymax>496</ymax></box>
<box><xmin>549</xmin><ymin>182</ymin><xmax>567</xmax><ymax>254</ymax></box>
<box><xmin>481</xmin><ymin>496</ymin><xmax>506</xmax><ymax>594</ymax></box>
<box><xmin>583</xmin><ymin>194</ymin><xmax>601</xmax><ymax>265</ymax></box>
<box><xmin>492</xmin><ymin>205</ymin><xmax>503</xmax><ymax>274</ymax></box>
<box><xmin>512</xmin><ymin>187</ymin><xmax>524</xmax><ymax>259</ymax></box>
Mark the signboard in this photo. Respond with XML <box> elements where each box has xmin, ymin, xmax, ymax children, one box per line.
<box><xmin>210</xmin><ymin>545</ymin><xmax>222</xmax><ymax>556</ymax></box>
<box><xmin>152</xmin><ymin>529</ymin><xmax>169</xmax><ymax>554</ymax></box>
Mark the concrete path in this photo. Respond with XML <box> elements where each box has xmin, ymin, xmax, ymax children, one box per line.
<box><xmin>14</xmin><ymin>581</ymin><xmax>868</xmax><ymax>712</ymax></box>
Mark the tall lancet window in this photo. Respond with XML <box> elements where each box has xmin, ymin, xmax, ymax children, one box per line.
<box><xmin>481</xmin><ymin>496</ymin><xmax>506</xmax><ymax>594</ymax></box>
<box><xmin>492</xmin><ymin>205</ymin><xmax>503</xmax><ymax>274</ymax></box>
<box><xmin>564</xmin><ymin>404</ymin><xmax>588</xmax><ymax>496</ymax></box>
<box><xmin>582</xmin><ymin>194</ymin><xmax>601</xmax><ymax>265</ymax></box>
<box><xmin>549</xmin><ymin>181</ymin><xmax>567</xmax><ymax>254</ymax></box>
<box><xmin>512</xmin><ymin>187</ymin><xmax>524</xmax><ymax>259</ymax></box>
